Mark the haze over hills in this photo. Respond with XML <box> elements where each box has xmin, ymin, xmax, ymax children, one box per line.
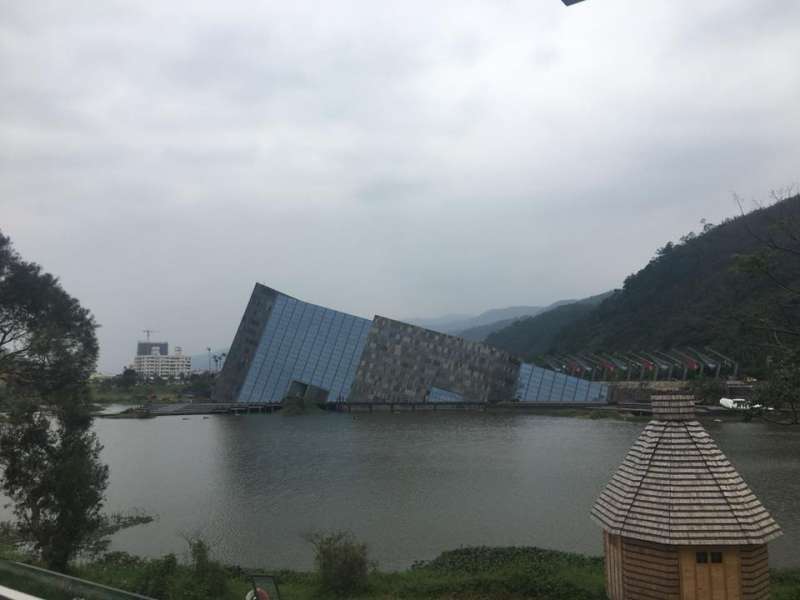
<box><xmin>484</xmin><ymin>292</ymin><xmax>612</xmax><ymax>353</ymax></box>
<box><xmin>486</xmin><ymin>195</ymin><xmax>800</xmax><ymax>373</ymax></box>
<box><xmin>189</xmin><ymin>194</ymin><xmax>800</xmax><ymax>376</ymax></box>
<box><xmin>456</xmin><ymin>298</ymin><xmax>595</xmax><ymax>341</ymax></box>
<box><xmin>406</xmin><ymin>305</ymin><xmax>548</xmax><ymax>334</ymax></box>
<box><xmin>404</xmin><ymin>313</ymin><xmax>477</xmax><ymax>333</ymax></box>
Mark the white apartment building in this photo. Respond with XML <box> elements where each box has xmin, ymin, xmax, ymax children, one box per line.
<box><xmin>132</xmin><ymin>343</ymin><xmax>191</xmax><ymax>379</ymax></box>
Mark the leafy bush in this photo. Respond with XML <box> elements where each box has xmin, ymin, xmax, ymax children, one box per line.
<box><xmin>83</xmin><ymin>539</ymin><xmax>231</xmax><ymax>599</ymax></box>
<box><xmin>772</xmin><ymin>568</ymin><xmax>800</xmax><ymax>600</ymax></box>
<box><xmin>183</xmin><ymin>537</ymin><xmax>229</xmax><ymax>599</ymax></box>
<box><xmin>687</xmin><ymin>378</ymin><xmax>727</xmax><ymax>405</ymax></box>
<box><xmin>409</xmin><ymin>546</ymin><xmax>606</xmax><ymax>600</ymax></box>
<box><xmin>306</xmin><ymin>530</ymin><xmax>370</xmax><ymax>596</ymax></box>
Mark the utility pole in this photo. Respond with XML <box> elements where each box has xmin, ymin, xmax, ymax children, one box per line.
<box><xmin>207</xmin><ymin>347</ymin><xmax>212</xmax><ymax>373</ymax></box>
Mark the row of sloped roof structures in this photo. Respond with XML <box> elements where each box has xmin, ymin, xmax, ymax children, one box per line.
<box><xmin>537</xmin><ymin>347</ymin><xmax>738</xmax><ymax>381</ymax></box>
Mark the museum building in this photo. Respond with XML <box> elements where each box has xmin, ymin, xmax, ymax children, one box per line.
<box><xmin>212</xmin><ymin>284</ymin><xmax>609</xmax><ymax>405</ymax></box>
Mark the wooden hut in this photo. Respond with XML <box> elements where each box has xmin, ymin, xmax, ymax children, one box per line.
<box><xmin>591</xmin><ymin>395</ymin><xmax>782</xmax><ymax>600</ymax></box>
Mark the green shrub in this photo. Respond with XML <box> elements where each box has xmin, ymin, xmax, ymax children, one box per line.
<box><xmin>176</xmin><ymin>537</ymin><xmax>230</xmax><ymax>599</ymax></box>
<box><xmin>141</xmin><ymin>552</ymin><xmax>179</xmax><ymax>598</ymax></box>
<box><xmin>84</xmin><ymin>539</ymin><xmax>231</xmax><ymax>599</ymax></box>
<box><xmin>408</xmin><ymin>546</ymin><xmax>606</xmax><ymax>600</ymax></box>
<box><xmin>307</xmin><ymin>530</ymin><xmax>370</xmax><ymax>596</ymax></box>
<box><xmin>772</xmin><ymin>568</ymin><xmax>800</xmax><ymax>600</ymax></box>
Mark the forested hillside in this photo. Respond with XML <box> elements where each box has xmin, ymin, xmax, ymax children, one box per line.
<box><xmin>484</xmin><ymin>294</ymin><xmax>606</xmax><ymax>357</ymax></box>
<box><xmin>457</xmin><ymin>298</ymin><xmax>582</xmax><ymax>341</ymax></box>
<box><xmin>487</xmin><ymin>195</ymin><xmax>800</xmax><ymax>373</ymax></box>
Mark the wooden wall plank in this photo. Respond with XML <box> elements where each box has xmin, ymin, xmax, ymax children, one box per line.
<box><xmin>739</xmin><ymin>545</ymin><xmax>769</xmax><ymax>600</ymax></box>
<box><xmin>710</xmin><ymin>562</ymin><xmax>725</xmax><ymax>600</ymax></box>
<box><xmin>724</xmin><ymin>549</ymin><xmax>742</xmax><ymax>600</ymax></box>
<box><xmin>623</xmin><ymin>538</ymin><xmax>680</xmax><ymax>600</ymax></box>
<box><xmin>680</xmin><ymin>549</ymin><xmax>697</xmax><ymax>600</ymax></box>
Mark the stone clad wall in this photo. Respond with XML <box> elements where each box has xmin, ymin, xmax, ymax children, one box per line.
<box><xmin>212</xmin><ymin>284</ymin><xmax>277</xmax><ymax>403</ymax></box>
<box><xmin>349</xmin><ymin>316</ymin><xmax>519</xmax><ymax>403</ymax></box>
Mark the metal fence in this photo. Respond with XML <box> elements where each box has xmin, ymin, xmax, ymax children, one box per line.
<box><xmin>0</xmin><ymin>560</ymin><xmax>155</xmax><ymax>600</ymax></box>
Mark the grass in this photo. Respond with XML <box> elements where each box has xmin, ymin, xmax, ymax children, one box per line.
<box><xmin>773</xmin><ymin>568</ymin><xmax>800</xmax><ymax>600</ymax></box>
<box><xmin>0</xmin><ymin>546</ymin><xmax>606</xmax><ymax>600</ymax></box>
<box><xmin>90</xmin><ymin>384</ymin><xmax>185</xmax><ymax>406</ymax></box>
<box><xmin>2</xmin><ymin>546</ymin><xmax>799</xmax><ymax>599</ymax></box>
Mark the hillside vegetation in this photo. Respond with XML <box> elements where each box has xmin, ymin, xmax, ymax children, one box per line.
<box><xmin>485</xmin><ymin>302</ymin><xmax>597</xmax><ymax>358</ymax></box>
<box><xmin>408</xmin><ymin>305</ymin><xmax>547</xmax><ymax>335</ymax></box>
<box><xmin>487</xmin><ymin>195</ymin><xmax>800</xmax><ymax>374</ymax></box>
<box><xmin>457</xmin><ymin>298</ymin><xmax>589</xmax><ymax>342</ymax></box>
<box><xmin>484</xmin><ymin>292</ymin><xmax>610</xmax><ymax>360</ymax></box>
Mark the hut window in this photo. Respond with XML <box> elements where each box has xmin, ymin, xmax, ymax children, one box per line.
<box><xmin>710</xmin><ymin>552</ymin><xmax>723</xmax><ymax>563</ymax></box>
<box><xmin>696</xmin><ymin>552</ymin><xmax>709</xmax><ymax>564</ymax></box>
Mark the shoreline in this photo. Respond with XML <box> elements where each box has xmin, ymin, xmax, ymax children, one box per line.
<box><xmin>2</xmin><ymin>545</ymin><xmax>799</xmax><ymax>599</ymax></box>
<box><xmin>95</xmin><ymin>401</ymin><xmax>737</xmax><ymax>423</ymax></box>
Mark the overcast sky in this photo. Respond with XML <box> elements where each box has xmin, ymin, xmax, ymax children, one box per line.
<box><xmin>2</xmin><ymin>0</ymin><xmax>799</xmax><ymax>373</ymax></box>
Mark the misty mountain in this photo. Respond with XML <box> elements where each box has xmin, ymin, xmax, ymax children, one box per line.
<box><xmin>404</xmin><ymin>313</ymin><xmax>475</xmax><ymax>332</ymax></box>
<box><xmin>406</xmin><ymin>305</ymin><xmax>550</xmax><ymax>334</ymax></box>
<box><xmin>454</xmin><ymin>299</ymin><xmax>580</xmax><ymax>341</ymax></box>
<box><xmin>483</xmin><ymin>292</ymin><xmax>612</xmax><ymax>353</ymax></box>
<box><xmin>488</xmin><ymin>195</ymin><xmax>800</xmax><ymax>373</ymax></box>
<box><xmin>549</xmin><ymin>196</ymin><xmax>800</xmax><ymax>373</ymax></box>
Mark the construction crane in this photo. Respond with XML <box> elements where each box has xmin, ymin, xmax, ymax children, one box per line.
<box><xmin>142</xmin><ymin>329</ymin><xmax>158</xmax><ymax>341</ymax></box>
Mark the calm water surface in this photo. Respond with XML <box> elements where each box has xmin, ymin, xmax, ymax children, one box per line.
<box><xmin>94</xmin><ymin>413</ymin><xmax>799</xmax><ymax>570</ymax></box>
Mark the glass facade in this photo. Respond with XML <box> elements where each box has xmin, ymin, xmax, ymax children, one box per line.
<box><xmin>516</xmin><ymin>362</ymin><xmax>608</xmax><ymax>403</ymax></box>
<box><xmin>237</xmin><ymin>293</ymin><xmax>372</xmax><ymax>403</ymax></box>
<box><xmin>428</xmin><ymin>386</ymin><xmax>465</xmax><ymax>403</ymax></box>
<box><xmin>225</xmin><ymin>284</ymin><xmax>611</xmax><ymax>405</ymax></box>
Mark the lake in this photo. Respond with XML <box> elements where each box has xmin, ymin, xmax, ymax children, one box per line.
<box><xmin>96</xmin><ymin>413</ymin><xmax>800</xmax><ymax>570</ymax></box>
<box><xmin>91</xmin><ymin>412</ymin><xmax>800</xmax><ymax>571</ymax></box>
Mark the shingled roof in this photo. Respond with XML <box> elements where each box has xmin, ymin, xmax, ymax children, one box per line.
<box><xmin>591</xmin><ymin>396</ymin><xmax>782</xmax><ymax>546</ymax></box>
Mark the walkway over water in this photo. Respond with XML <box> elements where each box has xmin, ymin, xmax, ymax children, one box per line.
<box><xmin>98</xmin><ymin>400</ymin><xmax>726</xmax><ymax>418</ymax></box>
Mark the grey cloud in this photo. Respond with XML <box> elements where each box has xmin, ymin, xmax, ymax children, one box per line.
<box><xmin>1</xmin><ymin>0</ymin><xmax>799</xmax><ymax>372</ymax></box>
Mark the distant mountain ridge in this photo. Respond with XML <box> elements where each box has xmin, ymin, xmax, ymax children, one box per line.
<box><xmin>455</xmin><ymin>298</ymin><xmax>586</xmax><ymax>341</ymax></box>
<box><xmin>484</xmin><ymin>293</ymin><xmax>610</xmax><ymax>357</ymax></box>
<box><xmin>406</xmin><ymin>305</ymin><xmax>548</xmax><ymax>334</ymax></box>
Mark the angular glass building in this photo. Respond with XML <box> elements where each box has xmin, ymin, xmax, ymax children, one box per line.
<box><xmin>516</xmin><ymin>362</ymin><xmax>609</xmax><ymax>403</ymax></box>
<box><xmin>213</xmin><ymin>284</ymin><xmax>609</xmax><ymax>405</ymax></box>
<box><xmin>237</xmin><ymin>293</ymin><xmax>372</xmax><ymax>404</ymax></box>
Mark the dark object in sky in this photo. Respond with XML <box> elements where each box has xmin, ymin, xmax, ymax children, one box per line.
<box><xmin>562</xmin><ymin>0</ymin><xmax>587</xmax><ymax>5</ymax></box>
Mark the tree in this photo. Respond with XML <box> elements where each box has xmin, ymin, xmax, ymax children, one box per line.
<box><xmin>735</xmin><ymin>189</ymin><xmax>800</xmax><ymax>423</ymax></box>
<box><xmin>0</xmin><ymin>392</ymin><xmax>109</xmax><ymax>570</ymax></box>
<box><xmin>735</xmin><ymin>190</ymin><xmax>800</xmax><ymax>339</ymax></box>
<box><xmin>0</xmin><ymin>231</ymin><xmax>98</xmax><ymax>393</ymax></box>
<box><xmin>753</xmin><ymin>349</ymin><xmax>800</xmax><ymax>424</ymax></box>
<box><xmin>306</xmin><ymin>530</ymin><xmax>370</xmax><ymax>596</ymax></box>
<box><xmin>119</xmin><ymin>367</ymin><xmax>138</xmax><ymax>389</ymax></box>
<box><xmin>686</xmin><ymin>378</ymin><xmax>727</xmax><ymax>406</ymax></box>
<box><xmin>0</xmin><ymin>229</ymin><xmax>119</xmax><ymax>570</ymax></box>
<box><xmin>182</xmin><ymin>372</ymin><xmax>214</xmax><ymax>399</ymax></box>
